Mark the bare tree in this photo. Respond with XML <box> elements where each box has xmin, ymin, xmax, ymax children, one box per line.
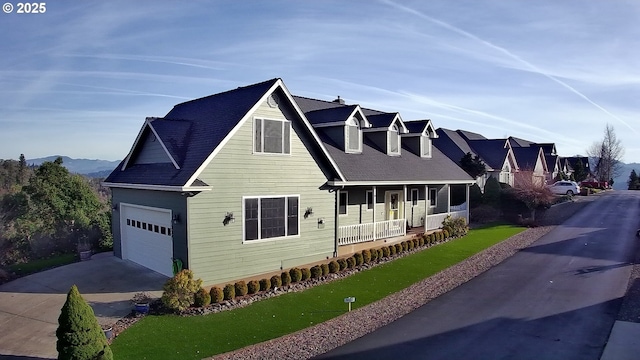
<box><xmin>587</xmin><ymin>124</ymin><xmax>625</xmax><ymax>183</ymax></box>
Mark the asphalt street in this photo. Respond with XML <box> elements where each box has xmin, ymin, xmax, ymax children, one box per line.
<box><xmin>316</xmin><ymin>191</ymin><xmax>640</xmax><ymax>360</ymax></box>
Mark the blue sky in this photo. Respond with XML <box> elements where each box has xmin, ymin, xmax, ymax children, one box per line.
<box><xmin>1</xmin><ymin>0</ymin><xmax>639</xmax><ymax>163</ymax></box>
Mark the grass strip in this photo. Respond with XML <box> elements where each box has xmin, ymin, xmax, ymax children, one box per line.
<box><xmin>111</xmin><ymin>224</ymin><xmax>524</xmax><ymax>359</ymax></box>
<box><xmin>8</xmin><ymin>253</ymin><xmax>77</xmax><ymax>276</ymax></box>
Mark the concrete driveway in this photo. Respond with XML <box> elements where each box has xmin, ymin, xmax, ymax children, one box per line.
<box><xmin>0</xmin><ymin>252</ymin><xmax>168</xmax><ymax>359</ymax></box>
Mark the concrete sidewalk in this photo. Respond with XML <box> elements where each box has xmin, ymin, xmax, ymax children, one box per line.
<box><xmin>0</xmin><ymin>252</ymin><xmax>167</xmax><ymax>359</ymax></box>
<box><xmin>601</xmin><ymin>320</ymin><xmax>640</xmax><ymax>360</ymax></box>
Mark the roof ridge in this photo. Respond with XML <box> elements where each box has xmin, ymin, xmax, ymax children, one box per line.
<box><xmin>173</xmin><ymin>78</ymin><xmax>279</xmax><ymax>107</ymax></box>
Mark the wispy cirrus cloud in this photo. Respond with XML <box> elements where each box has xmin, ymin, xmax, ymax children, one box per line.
<box><xmin>381</xmin><ymin>0</ymin><xmax>639</xmax><ymax>135</ymax></box>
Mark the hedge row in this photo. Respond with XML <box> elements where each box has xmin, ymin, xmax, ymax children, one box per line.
<box><xmin>196</xmin><ymin>226</ymin><xmax>465</xmax><ymax>307</ymax></box>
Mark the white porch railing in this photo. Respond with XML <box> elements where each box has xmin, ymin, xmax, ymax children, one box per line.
<box><xmin>450</xmin><ymin>202</ymin><xmax>467</xmax><ymax>212</ymax></box>
<box><xmin>426</xmin><ymin>209</ymin><xmax>468</xmax><ymax>231</ymax></box>
<box><xmin>338</xmin><ymin>219</ymin><xmax>406</xmax><ymax>246</ymax></box>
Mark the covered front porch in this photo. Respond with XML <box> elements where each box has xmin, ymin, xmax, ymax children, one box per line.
<box><xmin>335</xmin><ymin>183</ymin><xmax>469</xmax><ymax>247</ymax></box>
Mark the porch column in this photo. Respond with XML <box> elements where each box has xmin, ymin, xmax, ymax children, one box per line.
<box><xmin>465</xmin><ymin>184</ymin><xmax>470</xmax><ymax>224</ymax></box>
<box><xmin>334</xmin><ymin>189</ymin><xmax>340</xmax><ymax>257</ymax></box>
<box><xmin>447</xmin><ymin>184</ymin><xmax>451</xmax><ymax>214</ymax></box>
<box><xmin>372</xmin><ymin>186</ymin><xmax>377</xmax><ymax>240</ymax></box>
<box><xmin>424</xmin><ymin>185</ymin><xmax>428</xmax><ymax>231</ymax></box>
<box><xmin>403</xmin><ymin>185</ymin><xmax>407</xmax><ymax>223</ymax></box>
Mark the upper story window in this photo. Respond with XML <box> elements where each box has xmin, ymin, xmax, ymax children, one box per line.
<box><xmin>345</xmin><ymin>117</ymin><xmax>362</xmax><ymax>153</ymax></box>
<box><xmin>388</xmin><ymin>124</ymin><xmax>400</xmax><ymax>155</ymax></box>
<box><xmin>421</xmin><ymin>136</ymin><xmax>432</xmax><ymax>158</ymax></box>
<box><xmin>254</xmin><ymin>118</ymin><xmax>291</xmax><ymax>154</ymax></box>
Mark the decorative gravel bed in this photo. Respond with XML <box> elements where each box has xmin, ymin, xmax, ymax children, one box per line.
<box><xmin>211</xmin><ymin>196</ymin><xmax>601</xmax><ymax>360</ymax></box>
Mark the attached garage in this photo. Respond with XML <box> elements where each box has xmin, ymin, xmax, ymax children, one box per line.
<box><xmin>120</xmin><ymin>203</ymin><xmax>174</xmax><ymax>277</ymax></box>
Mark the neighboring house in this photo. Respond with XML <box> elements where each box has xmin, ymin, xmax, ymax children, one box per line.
<box><xmin>561</xmin><ymin>156</ymin><xmax>591</xmax><ymax>180</ymax></box>
<box><xmin>104</xmin><ymin>78</ymin><xmax>474</xmax><ymax>285</ymax></box>
<box><xmin>508</xmin><ymin>137</ymin><xmax>553</xmax><ymax>185</ymax></box>
<box><xmin>434</xmin><ymin>129</ymin><xmax>519</xmax><ymax>189</ymax></box>
<box><xmin>511</xmin><ymin>146</ymin><xmax>548</xmax><ymax>186</ymax></box>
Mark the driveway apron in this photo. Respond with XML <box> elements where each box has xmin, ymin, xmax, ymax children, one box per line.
<box><xmin>0</xmin><ymin>252</ymin><xmax>167</xmax><ymax>359</ymax></box>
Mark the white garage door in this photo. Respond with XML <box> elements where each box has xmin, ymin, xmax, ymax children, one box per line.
<box><xmin>120</xmin><ymin>204</ymin><xmax>174</xmax><ymax>277</ymax></box>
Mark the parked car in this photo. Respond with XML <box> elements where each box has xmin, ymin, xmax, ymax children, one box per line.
<box><xmin>548</xmin><ymin>181</ymin><xmax>580</xmax><ymax>196</ymax></box>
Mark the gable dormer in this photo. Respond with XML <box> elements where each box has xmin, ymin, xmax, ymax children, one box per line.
<box><xmin>364</xmin><ymin>112</ymin><xmax>407</xmax><ymax>156</ymax></box>
<box><xmin>403</xmin><ymin>119</ymin><xmax>438</xmax><ymax>158</ymax></box>
<box><xmin>304</xmin><ymin>103</ymin><xmax>371</xmax><ymax>154</ymax></box>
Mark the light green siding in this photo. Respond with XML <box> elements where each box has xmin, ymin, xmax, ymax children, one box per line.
<box><xmin>186</xmin><ymin>94</ymin><xmax>335</xmax><ymax>285</ymax></box>
<box><xmin>111</xmin><ymin>188</ymin><xmax>188</xmax><ymax>267</ymax></box>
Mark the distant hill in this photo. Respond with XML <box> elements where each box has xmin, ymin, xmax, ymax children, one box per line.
<box><xmin>27</xmin><ymin>155</ymin><xmax>120</xmax><ymax>178</ymax></box>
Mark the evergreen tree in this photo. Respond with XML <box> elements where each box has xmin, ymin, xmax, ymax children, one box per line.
<box><xmin>469</xmin><ymin>183</ymin><xmax>483</xmax><ymax>207</ymax></box>
<box><xmin>56</xmin><ymin>285</ymin><xmax>112</xmax><ymax>360</ymax></box>
<box><xmin>483</xmin><ymin>176</ymin><xmax>501</xmax><ymax>206</ymax></box>
<box><xmin>572</xmin><ymin>160</ymin><xmax>588</xmax><ymax>183</ymax></box>
<box><xmin>628</xmin><ymin>170</ymin><xmax>639</xmax><ymax>190</ymax></box>
<box><xmin>459</xmin><ymin>152</ymin><xmax>487</xmax><ymax>179</ymax></box>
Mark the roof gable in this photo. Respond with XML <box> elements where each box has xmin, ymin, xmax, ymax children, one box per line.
<box><xmin>404</xmin><ymin>119</ymin><xmax>437</xmax><ymax>138</ymax></box>
<box><xmin>106</xmin><ymin>79</ymin><xmax>346</xmax><ymax>188</ymax></box>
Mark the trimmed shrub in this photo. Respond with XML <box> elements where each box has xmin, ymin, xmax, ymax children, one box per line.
<box><xmin>301</xmin><ymin>268</ymin><xmax>311</xmax><ymax>281</ymax></box>
<box><xmin>354</xmin><ymin>252</ymin><xmax>363</xmax><ymax>266</ymax></box>
<box><xmin>223</xmin><ymin>283</ymin><xmax>235</xmax><ymax>301</ymax></box>
<box><xmin>407</xmin><ymin>240</ymin><xmax>414</xmax><ymax>251</ymax></box>
<box><xmin>235</xmin><ymin>280</ymin><xmax>248</xmax><ymax>297</ymax></box>
<box><xmin>209</xmin><ymin>286</ymin><xmax>223</xmax><ymax>303</ymax></box>
<box><xmin>270</xmin><ymin>275</ymin><xmax>282</xmax><ymax>289</ymax></box>
<box><xmin>418</xmin><ymin>236</ymin><xmax>425</xmax><ymax>247</ymax></box>
<box><xmin>346</xmin><ymin>256</ymin><xmax>356</xmax><ymax>269</ymax></box>
<box><xmin>382</xmin><ymin>246</ymin><xmax>390</xmax><ymax>257</ymax></box>
<box><xmin>161</xmin><ymin>269</ymin><xmax>202</xmax><ymax>312</ymax></box>
<box><xmin>337</xmin><ymin>258</ymin><xmax>347</xmax><ymax>271</ymax></box>
<box><xmin>370</xmin><ymin>249</ymin><xmax>378</xmax><ymax>262</ymax></box>
<box><xmin>194</xmin><ymin>288</ymin><xmax>211</xmax><ymax>307</ymax></box>
<box><xmin>443</xmin><ymin>229</ymin><xmax>450</xmax><ymax>238</ymax></box>
<box><xmin>442</xmin><ymin>215</ymin><xmax>469</xmax><ymax>237</ymax></box>
<box><xmin>377</xmin><ymin>248</ymin><xmax>384</xmax><ymax>260</ymax></box>
<box><xmin>310</xmin><ymin>265</ymin><xmax>323</xmax><ymax>279</ymax></box>
<box><xmin>281</xmin><ymin>271</ymin><xmax>291</xmax><ymax>287</ymax></box>
<box><xmin>290</xmin><ymin>268</ymin><xmax>302</xmax><ymax>283</ymax></box>
<box><xmin>388</xmin><ymin>245</ymin><xmax>396</xmax><ymax>256</ymax></box>
<box><xmin>247</xmin><ymin>280</ymin><xmax>260</xmax><ymax>294</ymax></box>
<box><xmin>401</xmin><ymin>241</ymin><xmax>408</xmax><ymax>252</ymax></box>
<box><xmin>394</xmin><ymin>243</ymin><xmax>402</xmax><ymax>254</ymax></box>
<box><xmin>259</xmin><ymin>278</ymin><xmax>271</xmax><ymax>292</ymax></box>
<box><xmin>362</xmin><ymin>249</ymin><xmax>371</xmax><ymax>264</ymax></box>
<box><xmin>329</xmin><ymin>260</ymin><xmax>340</xmax><ymax>273</ymax></box>
<box><xmin>56</xmin><ymin>285</ymin><xmax>113</xmax><ymax>360</ymax></box>
<box><xmin>443</xmin><ymin>226</ymin><xmax>453</xmax><ymax>236</ymax></box>
<box><xmin>321</xmin><ymin>263</ymin><xmax>330</xmax><ymax>276</ymax></box>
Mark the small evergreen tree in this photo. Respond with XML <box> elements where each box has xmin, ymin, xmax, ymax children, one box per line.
<box><xmin>56</xmin><ymin>285</ymin><xmax>112</xmax><ymax>360</ymax></box>
<box><xmin>629</xmin><ymin>170</ymin><xmax>639</xmax><ymax>190</ymax></box>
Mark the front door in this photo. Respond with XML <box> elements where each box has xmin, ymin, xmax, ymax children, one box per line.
<box><xmin>385</xmin><ymin>191</ymin><xmax>403</xmax><ymax>220</ymax></box>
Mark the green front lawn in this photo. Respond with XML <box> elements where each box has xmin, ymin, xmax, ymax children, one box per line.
<box><xmin>111</xmin><ymin>224</ymin><xmax>524</xmax><ymax>359</ymax></box>
<box><xmin>8</xmin><ymin>253</ymin><xmax>78</xmax><ymax>276</ymax></box>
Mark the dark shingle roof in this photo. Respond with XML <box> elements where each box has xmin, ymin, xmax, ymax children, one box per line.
<box><xmin>512</xmin><ymin>147</ymin><xmax>540</xmax><ymax>170</ymax></box>
<box><xmin>305</xmin><ymin>105</ymin><xmax>358</xmax><ymax>125</ymax></box>
<box><xmin>320</xmin><ymin>133</ymin><xmax>472</xmax><ymax>182</ymax></box>
<box><xmin>366</xmin><ymin>113</ymin><xmax>397</xmax><ymax>129</ymax></box>
<box><xmin>404</xmin><ymin>120</ymin><xmax>430</xmax><ymax>134</ymax></box>
<box><xmin>467</xmin><ymin>139</ymin><xmax>510</xmax><ymax>170</ymax></box>
<box><xmin>433</xmin><ymin>128</ymin><xmax>476</xmax><ymax>165</ymax></box>
<box><xmin>106</xmin><ymin>78</ymin><xmax>278</xmax><ymax>186</ymax></box>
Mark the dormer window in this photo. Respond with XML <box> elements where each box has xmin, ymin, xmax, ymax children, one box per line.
<box><xmin>345</xmin><ymin>117</ymin><xmax>362</xmax><ymax>153</ymax></box>
<box><xmin>421</xmin><ymin>136</ymin><xmax>432</xmax><ymax>158</ymax></box>
<box><xmin>388</xmin><ymin>124</ymin><xmax>400</xmax><ymax>156</ymax></box>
